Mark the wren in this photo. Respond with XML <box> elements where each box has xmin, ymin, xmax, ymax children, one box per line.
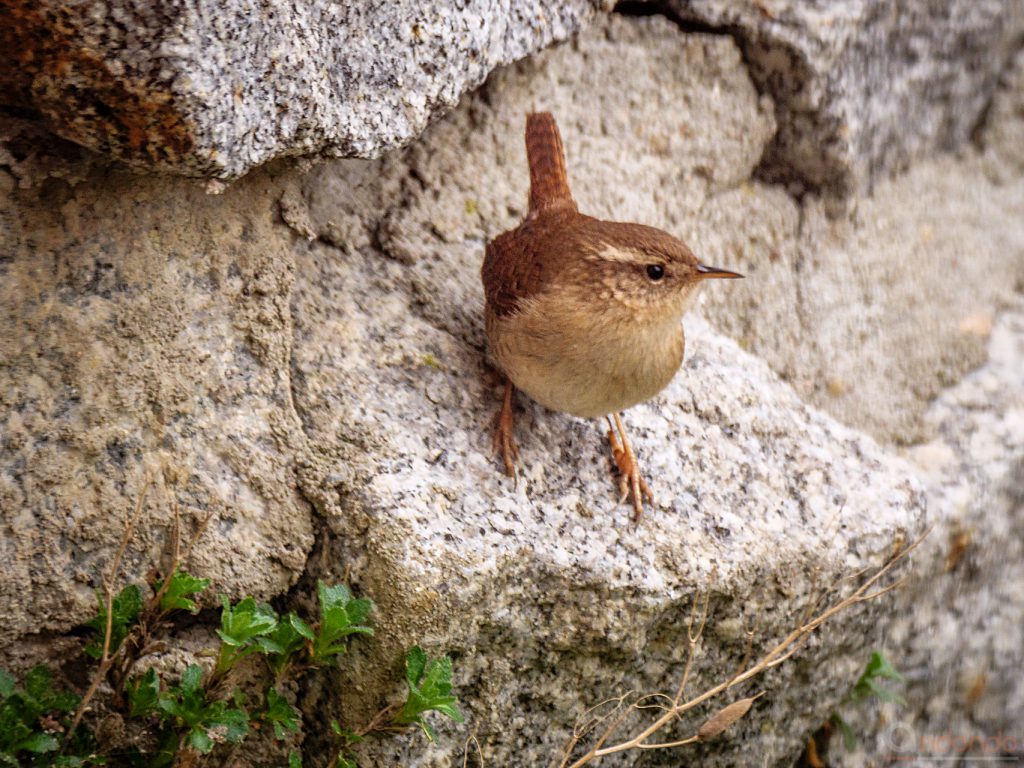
<box><xmin>481</xmin><ymin>112</ymin><xmax>742</xmax><ymax>521</ymax></box>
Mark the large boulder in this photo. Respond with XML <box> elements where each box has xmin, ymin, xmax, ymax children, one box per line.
<box><xmin>1</xmin><ymin>0</ymin><xmax>606</xmax><ymax>180</ymax></box>
<box><xmin>0</xmin><ymin>132</ymin><xmax>314</xmax><ymax>643</ymax></box>
<box><xmin>662</xmin><ymin>0</ymin><xmax>1024</xmax><ymax>196</ymax></box>
<box><xmin>833</xmin><ymin>299</ymin><xmax>1024</xmax><ymax>766</ymax></box>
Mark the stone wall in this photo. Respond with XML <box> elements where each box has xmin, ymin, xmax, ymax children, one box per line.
<box><xmin>1</xmin><ymin>3</ymin><xmax>1023</xmax><ymax>766</ymax></box>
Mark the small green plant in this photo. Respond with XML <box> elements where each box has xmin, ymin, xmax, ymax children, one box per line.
<box><xmin>0</xmin><ymin>666</ymin><xmax>101</xmax><ymax>767</ymax></box>
<box><xmin>311</xmin><ymin>583</ymin><xmax>374</xmax><ymax>665</ymax></box>
<box><xmin>322</xmin><ymin>646</ymin><xmax>465</xmax><ymax>767</ymax></box>
<box><xmin>15</xmin><ymin>494</ymin><xmax>465</xmax><ymax>767</ymax></box>
<box><xmin>214</xmin><ymin>596</ymin><xmax>279</xmax><ymax>676</ymax></box>
<box><xmin>393</xmin><ymin>646</ymin><xmax>465</xmax><ymax>741</ymax></box>
<box><xmin>830</xmin><ymin>650</ymin><xmax>905</xmax><ymax>751</ymax></box>
<box><xmin>76</xmin><ymin>574</ymin><xmax>374</xmax><ymax>764</ymax></box>
<box><xmin>66</xmin><ymin>562</ymin><xmax>462</xmax><ymax>766</ymax></box>
<box><xmin>156</xmin><ymin>664</ymin><xmax>249</xmax><ymax>753</ymax></box>
<box><xmin>84</xmin><ymin>585</ymin><xmax>143</xmax><ymax>661</ymax></box>
<box><xmin>154</xmin><ymin>569</ymin><xmax>211</xmax><ymax>614</ymax></box>
<box><xmin>261</xmin><ymin>688</ymin><xmax>301</xmax><ymax>741</ymax></box>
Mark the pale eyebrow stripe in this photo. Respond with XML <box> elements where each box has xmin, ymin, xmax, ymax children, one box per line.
<box><xmin>588</xmin><ymin>244</ymin><xmax>647</xmax><ymax>264</ymax></box>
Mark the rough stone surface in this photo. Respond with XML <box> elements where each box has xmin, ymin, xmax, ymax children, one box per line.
<box><xmin>834</xmin><ymin>300</ymin><xmax>1024</xmax><ymax>766</ymax></box>
<box><xmin>286</xmin><ymin>18</ymin><xmax>926</xmax><ymax>765</ymax></box>
<box><xmin>700</xmin><ymin>150</ymin><xmax>1024</xmax><ymax>444</ymax></box>
<box><xmin>1</xmin><ymin>0</ymin><xmax>606</xmax><ymax>180</ymax></box>
<box><xmin>7</xmin><ymin>0</ymin><xmax>1022</xmax><ymax>191</ymax></box>
<box><xmin>0</xmin><ymin>137</ymin><xmax>313</xmax><ymax>643</ymax></box>
<box><xmin>660</xmin><ymin>0</ymin><xmax>1024</xmax><ymax>195</ymax></box>
<box><xmin>1</xmin><ymin>8</ymin><xmax>1023</xmax><ymax>768</ymax></box>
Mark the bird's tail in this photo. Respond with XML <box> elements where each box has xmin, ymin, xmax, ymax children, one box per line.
<box><xmin>525</xmin><ymin>112</ymin><xmax>577</xmax><ymax>214</ymax></box>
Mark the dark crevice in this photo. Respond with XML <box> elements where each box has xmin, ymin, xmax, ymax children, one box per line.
<box><xmin>969</xmin><ymin>33</ymin><xmax>1024</xmax><ymax>148</ymax></box>
<box><xmin>614</xmin><ymin>0</ymin><xmax>831</xmax><ymax>202</ymax></box>
<box><xmin>614</xmin><ymin>0</ymin><xmax>735</xmax><ymax>37</ymax></box>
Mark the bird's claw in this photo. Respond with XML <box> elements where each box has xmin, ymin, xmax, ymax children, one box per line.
<box><xmin>607</xmin><ymin>428</ymin><xmax>655</xmax><ymax>522</ymax></box>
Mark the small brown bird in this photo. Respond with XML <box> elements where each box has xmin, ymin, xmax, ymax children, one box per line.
<box><xmin>481</xmin><ymin>112</ymin><xmax>742</xmax><ymax>520</ymax></box>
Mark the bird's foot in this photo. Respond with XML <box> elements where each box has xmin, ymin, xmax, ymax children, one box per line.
<box><xmin>493</xmin><ymin>411</ymin><xmax>519</xmax><ymax>479</ymax></box>
<box><xmin>492</xmin><ymin>380</ymin><xmax>519</xmax><ymax>483</ymax></box>
<box><xmin>607</xmin><ymin>419</ymin><xmax>655</xmax><ymax>522</ymax></box>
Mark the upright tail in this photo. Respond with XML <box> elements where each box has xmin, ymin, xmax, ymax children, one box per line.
<box><xmin>525</xmin><ymin>112</ymin><xmax>577</xmax><ymax>214</ymax></box>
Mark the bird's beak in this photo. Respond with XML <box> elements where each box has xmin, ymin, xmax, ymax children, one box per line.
<box><xmin>696</xmin><ymin>264</ymin><xmax>744</xmax><ymax>280</ymax></box>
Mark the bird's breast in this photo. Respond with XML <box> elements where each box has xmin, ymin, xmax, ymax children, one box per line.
<box><xmin>486</xmin><ymin>299</ymin><xmax>685</xmax><ymax>418</ymax></box>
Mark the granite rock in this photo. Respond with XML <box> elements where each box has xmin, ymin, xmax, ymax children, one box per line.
<box><xmin>285</xmin><ymin>18</ymin><xmax>924</xmax><ymax>765</ymax></box>
<box><xmin>9</xmin><ymin>0</ymin><xmax>1022</xmax><ymax>194</ymax></box>
<box><xmin>833</xmin><ymin>299</ymin><xmax>1024</xmax><ymax>766</ymax></box>
<box><xmin>1</xmin><ymin>0</ymin><xmax>606</xmax><ymax>180</ymax></box>
<box><xmin>0</xmin><ymin>147</ymin><xmax>314</xmax><ymax>644</ymax></box>
<box><xmin>0</xmin><ymin>9</ymin><xmax>1022</xmax><ymax>768</ymax></box>
<box><xmin>660</xmin><ymin>0</ymin><xmax>1024</xmax><ymax>196</ymax></box>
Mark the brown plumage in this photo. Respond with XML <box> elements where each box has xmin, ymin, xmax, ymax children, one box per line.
<box><xmin>481</xmin><ymin>112</ymin><xmax>742</xmax><ymax>521</ymax></box>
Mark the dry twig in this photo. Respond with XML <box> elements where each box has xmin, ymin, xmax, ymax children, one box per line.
<box><xmin>559</xmin><ymin>530</ymin><xmax>928</xmax><ymax>767</ymax></box>
<box><xmin>65</xmin><ymin>483</ymin><xmax>215</xmax><ymax>743</ymax></box>
<box><xmin>66</xmin><ymin>479</ymin><xmax>151</xmax><ymax>740</ymax></box>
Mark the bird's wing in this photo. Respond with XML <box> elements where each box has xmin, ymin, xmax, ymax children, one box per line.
<box><xmin>482</xmin><ymin>226</ymin><xmax>548</xmax><ymax>318</ymax></box>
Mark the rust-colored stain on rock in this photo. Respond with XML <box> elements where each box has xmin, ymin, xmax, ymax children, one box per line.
<box><xmin>0</xmin><ymin>0</ymin><xmax>195</xmax><ymax>168</ymax></box>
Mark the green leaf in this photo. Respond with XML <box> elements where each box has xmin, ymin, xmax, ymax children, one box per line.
<box><xmin>16</xmin><ymin>731</ymin><xmax>59</xmax><ymax>754</ymax></box>
<box><xmin>126</xmin><ymin>668</ymin><xmax>160</xmax><ymax>717</ymax></box>
<box><xmin>262</xmin><ymin>613</ymin><xmax>312</xmax><ymax>675</ymax></box>
<box><xmin>188</xmin><ymin>728</ymin><xmax>214</xmax><ymax>753</ymax></box>
<box><xmin>405</xmin><ymin>646</ymin><xmax>427</xmax><ymax>687</ymax></box>
<box><xmin>85</xmin><ymin>584</ymin><xmax>144</xmax><ymax>659</ymax></box>
<box><xmin>311</xmin><ymin>583</ymin><xmax>374</xmax><ymax>664</ymax></box>
<box><xmin>11</xmin><ymin>666</ymin><xmax>79</xmax><ymax>721</ymax></box>
<box><xmin>289</xmin><ymin>614</ymin><xmax>315</xmax><ymax>641</ymax></box>
<box><xmin>255</xmin><ymin>637</ymin><xmax>286</xmax><ymax>655</ymax></box>
<box><xmin>180</xmin><ymin>665</ymin><xmax>204</xmax><ymax>697</ymax></box>
<box><xmin>852</xmin><ymin>651</ymin><xmax>906</xmax><ymax>706</ymax></box>
<box><xmin>156</xmin><ymin>569</ymin><xmax>211</xmax><ymax>614</ymax></box>
<box><xmin>0</xmin><ymin>670</ymin><xmax>14</xmax><ymax>699</ymax></box>
<box><xmin>215</xmin><ymin>596</ymin><xmax>279</xmax><ymax>674</ymax></box>
<box><xmin>205</xmin><ymin>705</ymin><xmax>249</xmax><ymax>743</ymax></box>
<box><xmin>392</xmin><ymin>646</ymin><xmax>464</xmax><ymax>741</ymax></box>
<box><xmin>24</xmin><ymin>666</ymin><xmax>55</xmax><ymax>702</ymax></box>
<box><xmin>831</xmin><ymin>712</ymin><xmax>857</xmax><ymax>751</ymax></box>
<box><xmin>158</xmin><ymin>668</ymin><xmax>250</xmax><ymax>755</ymax></box>
<box><xmin>219</xmin><ymin>596</ymin><xmax>278</xmax><ymax>645</ymax></box>
<box><xmin>288</xmin><ymin>751</ymin><xmax>302</xmax><ymax>768</ymax></box>
<box><xmin>158</xmin><ymin>665</ymin><xmax>209</xmax><ymax>726</ymax></box>
<box><xmin>263</xmin><ymin>688</ymin><xmax>301</xmax><ymax>741</ymax></box>
<box><xmin>864</xmin><ymin>651</ymin><xmax>903</xmax><ymax>683</ymax></box>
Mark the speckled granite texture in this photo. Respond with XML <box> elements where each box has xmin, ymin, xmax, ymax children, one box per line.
<box><xmin>1</xmin><ymin>0</ymin><xmax>607</xmax><ymax>179</ymax></box>
<box><xmin>1</xmin><ymin>7</ymin><xmax>1023</xmax><ymax>768</ymax></box>
<box><xmin>833</xmin><ymin>300</ymin><xmax>1024</xmax><ymax>766</ymax></box>
<box><xmin>4</xmin><ymin>0</ymin><xmax>1022</xmax><ymax>188</ymax></box>
<box><xmin>663</xmin><ymin>0</ymin><xmax>1024</xmax><ymax>196</ymax></box>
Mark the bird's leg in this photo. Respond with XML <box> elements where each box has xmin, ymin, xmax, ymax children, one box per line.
<box><xmin>605</xmin><ymin>412</ymin><xmax>654</xmax><ymax>521</ymax></box>
<box><xmin>492</xmin><ymin>379</ymin><xmax>519</xmax><ymax>483</ymax></box>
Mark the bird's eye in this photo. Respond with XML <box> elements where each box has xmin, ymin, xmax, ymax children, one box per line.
<box><xmin>646</xmin><ymin>264</ymin><xmax>665</xmax><ymax>282</ymax></box>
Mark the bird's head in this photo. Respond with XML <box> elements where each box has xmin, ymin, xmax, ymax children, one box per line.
<box><xmin>569</xmin><ymin>219</ymin><xmax>743</xmax><ymax>326</ymax></box>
